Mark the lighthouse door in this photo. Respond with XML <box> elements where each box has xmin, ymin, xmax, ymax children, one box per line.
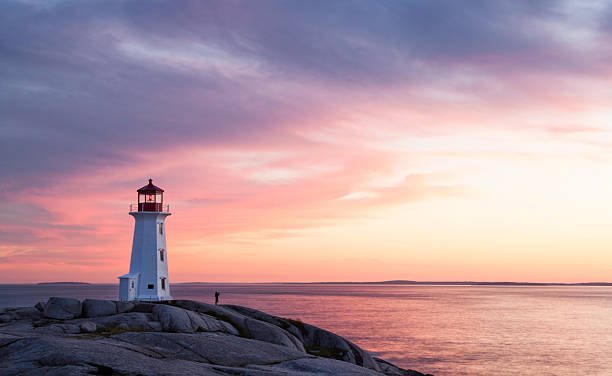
<box><xmin>125</xmin><ymin>276</ymin><xmax>137</xmax><ymax>301</ymax></box>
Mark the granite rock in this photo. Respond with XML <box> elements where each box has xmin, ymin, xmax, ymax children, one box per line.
<box><xmin>375</xmin><ymin>357</ymin><xmax>433</xmax><ymax>376</ymax></box>
<box><xmin>114</xmin><ymin>331</ymin><xmax>307</xmax><ymax>367</ymax></box>
<box><xmin>0</xmin><ymin>299</ymin><xmax>430</xmax><ymax>376</ymax></box>
<box><xmin>79</xmin><ymin>321</ymin><xmax>96</xmax><ymax>333</ymax></box>
<box><xmin>43</xmin><ymin>297</ymin><xmax>82</xmax><ymax>319</ymax></box>
<box><xmin>82</xmin><ymin>299</ymin><xmax>117</xmax><ymax>317</ymax></box>
<box><xmin>152</xmin><ymin>304</ymin><xmax>238</xmax><ymax>335</ymax></box>
<box><xmin>114</xmin><ymin>301</ymin><xmax>136</xmax><ymax>313</ymax></box>
<box><xmin>226</xmin><ymin>304</ymin><xmax>378</xmax><ymax>370</ymax></box>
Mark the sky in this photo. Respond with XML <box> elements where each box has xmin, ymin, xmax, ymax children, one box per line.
<box><xmin>2</xmin><ymin>0</ymin><xmax>612</xmax><ymax>283</ymax></box>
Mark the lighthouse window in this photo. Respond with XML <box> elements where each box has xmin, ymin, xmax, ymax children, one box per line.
<box><xmin>146</xmin><ymin>194</ymin><xmax>155</xmax><ymax>203</ymax></box>
<box><xmin>147</xmin><ymin>284</ymin><xmax>154</xmax><ymax>289</ymax></box>
<box><xmin>159</xmin><ymin>223</ymin><xmax>163</xmax><ymax>234</ymax></box>
<box><xmin>160</xmin><ymin>249</ymin><xmax>164</xmax><ymax>262</ymax></box>
<box><xmin>161</xmin><ymin>278</ymin><xmax>166</xmax><ymax>290</ymax></box>
<box><xmin>138</xmin><ymin>194</ymin><xmax>146</xmax><ymax>203</ymax></box>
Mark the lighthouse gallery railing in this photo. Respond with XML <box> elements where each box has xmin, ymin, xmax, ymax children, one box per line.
<box><xmin>129</xmin><ymin>203</ymin><xmax>170</xmax><ymax>212</ymax></box>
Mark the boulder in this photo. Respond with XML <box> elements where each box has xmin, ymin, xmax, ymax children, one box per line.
<box><xmin>43</xmin><ymin>297</ymin><xmax>82</xmax><ymax>320</ymax></box>
<box><xmin>114</xmin><ymin>301</ymin><xmax>135</xmax><ymax>313</ymax></box>
<box><xmin>172</xmin><ymin>300</ymin><xmax>249</xmax><ymax>333</ymax></box>
<box><xmin>170</xmin><ymin>300</ymin><xmax>303</xmax><ymax>351</ymax></box>
<box><xmin>225</xmin><ymin>305</ymin><xmax>305</xmax><ymax>342</ymax></box>
<box><xmin>82</xmin><ymin>299</ymin><xmax>117</xmax><ymax>317</ymax></box>
<box><xmin>151</xmin><ymin>304</ymin><xmax>238</xmax><ymax>335</ymax></box>
<box><xmin>13</xmin><ymin>307</ymin><xmax>43</xmax><ymax>320</ymax></box>
<box><xmin>79</xmin><ymin>321</ymin><xmax>96</xmax><ymax>333</ymax></box>
<box><xmin>299</xmin><ymin>321</ymin><xmax>380</xmax><ymax>371</ymax></box>
<box><xmin>245</xmin><ymin>317</ymin><xmax>305</xmax><ymax>352</ymax></box>
<box><xmin>34</xmin><ymin>301</ymin><xmax>45</xmax><ymax>312</ymax></box>
<box><xmin>225</xmin><ymin>305</ymin><xmax>374</xmax><ymax>367</ymax></box>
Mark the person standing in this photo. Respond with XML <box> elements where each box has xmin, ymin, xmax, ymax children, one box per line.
<box><xmin>214</xmin><ymin>291</ymin><xmax>220</xmax><ymax>305</ymax></box>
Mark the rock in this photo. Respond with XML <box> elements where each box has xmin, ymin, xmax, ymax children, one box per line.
<box><xmin>172</xmin><ymin>300</ymin><xmax>245</xmax><ymax>324</ymax></box>
<box><xmin>171</xmin><ymin>300</ymin><xmax>303</xmax><ymax>351</ymax></box>
<box><xmin>375</xmin><ymin>358</ymin><xmax>432</xmax><ymax>376</ymax></box>
<box><xmin>225</xmin><ymin>305</ymin><xmax>373</xmax><ymax>368</ymax></box>
<box><xmin>255</xmin><ymin>356</ymin><xmax>386</xmax><ymax>375</ymax></box>
<box><xmin>79</xmin><ymin>321</ymin><xmax>96</xmax><ymax>333</ymax></box>
<box><xmin>82</xmin><ymin>299</ymin><xmax>117</xmax><ymax>317</ymax></box>
<box><xmin>43</xmin><ymin>297</ymin><xmax>82</xmax><ymax>319</ymax></box>
<box><xmin>0</xmin><ymin>336</ymin><xmax>221</xmax><ymax>376</ymax></box>
<box><xmin>34</xmin><ymin>301</ymin><xmax>45</xmax><ymax>312</ymax></box>
<box><xmin>34</xmin><ymin>324</ymin><xmax>66</xmax><ymax>335</ymax></box>
<box><xmin>299</xmin><ymin>321</ymin><xmax>380</xmax><ymax>371</ymax></box>
<box><xmin>63</xmin><ymin>324</ymin><xmax>81</xmax><ymax>334</ymax></box>
<box><xmin>148</xmin><ymin>320</ymin><xmax>162</xmax><ymax>332</ymax></box>
<box><xmin>0</xmin><ymin>333</ymin><xmax>21</xmax><ymax>347</ymax></box>
<box><xmin>114</xmin><ymin>331</ymin><xmax>308</xmax><ymax>367</ymax></box>
<box><xmin>0</xmin><ymin>313</ymin><xmax>14</xmax><ymax>323</ymax></box>
<box><xmin>0</xmin><ymin>299</ymin><xmax>429</xmax><ymax>376</ymax></box>
<box><xmin>114</xmin><ymin>301</ymin><xmax>135</xmax><ymax>313</ymax></box>
<box><xmin>151</xmin><ymin>304</ymin><xmax>238</xmax><ymax>334</ymax></box>
<box><xmin>226</xmin><ymin>305</ymin><xmax>305</xmax><ymax>342</ymax></box>
<box><xmin>245</xmin><ymin>316</ymin><xmax>305</xmax><ymax>352</ymax></box>
<box><xmin>91</xmin><ymin>312</ymin><xmax>159</xmax><ymax>332</ymax></box>
<box><xmin>13</xmin><ymin>307</ymin><xmax>42</xmax><ymax>320</ymax></box>
<box><xmin>131</xmin><ymin>302</ymin><xmax>155</xmax><ymax>313</ymax></box>
<box><xmin>34</xmin><ymin>323</ymin><xmax>80</xmax><ymax>335</ymax></box>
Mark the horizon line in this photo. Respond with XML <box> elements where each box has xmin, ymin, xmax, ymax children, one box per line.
<box><xmin>13</xmin><ymin>280</ymin><xmax>612</xmax><ymax>286</ymax></box>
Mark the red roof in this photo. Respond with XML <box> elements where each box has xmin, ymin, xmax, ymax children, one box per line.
<box><xmin>137</xmin><ymin>179</ymin><xmax>164</xmax><ymax>193</ymax></box>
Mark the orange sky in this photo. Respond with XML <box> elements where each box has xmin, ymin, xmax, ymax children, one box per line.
<box><xmin>2</xmin><ymin>1</ymin><xmax>612</xmax><ymax>283</ymax></box>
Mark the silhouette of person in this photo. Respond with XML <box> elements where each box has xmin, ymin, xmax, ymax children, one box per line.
<box><xmin>215</xmin><ymin>291</ymin><xmax>220</xmax><ymax>305</ymax></box>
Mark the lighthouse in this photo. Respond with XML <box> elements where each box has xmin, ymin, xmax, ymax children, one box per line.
<box><xmin>118</xmin><ymin>179</ymin><xmax>172</xmax><ymax>301</ymax></box>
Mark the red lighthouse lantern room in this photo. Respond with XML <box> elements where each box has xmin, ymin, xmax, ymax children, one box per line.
<box><xmin>137</xmin><ymin>179</ymin><xmax>164</xmax><ymax>212</ymax></box>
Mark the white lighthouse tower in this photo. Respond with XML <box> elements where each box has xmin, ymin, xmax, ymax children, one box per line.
<box><xmin>118</xmin><ymin>179</ymin><xmax>172</xmax><ymax>301</ymax></box>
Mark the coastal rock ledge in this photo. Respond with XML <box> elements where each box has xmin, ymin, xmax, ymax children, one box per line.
<box><xmin>0</xmin><ymin>298</ymin><xmax>432</xmax><ymax>376</ymax></box>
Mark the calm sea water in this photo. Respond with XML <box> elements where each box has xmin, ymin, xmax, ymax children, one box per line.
<box><xmin>1</xmin><ymin>283</ymin><xmax>611</xmax><ymax>376</ymax></box>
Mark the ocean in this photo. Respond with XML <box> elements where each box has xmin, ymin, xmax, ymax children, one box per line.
<box><xmin>1</xmin><ymin>283</ymin><xmax>611</xmax><ymax>376</ymax></box>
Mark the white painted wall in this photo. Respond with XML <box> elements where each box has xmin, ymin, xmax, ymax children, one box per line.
<box><xmin>119</xmin><ymin>211</ymin><xmax>172</xmax><ymax>301</ymax></box>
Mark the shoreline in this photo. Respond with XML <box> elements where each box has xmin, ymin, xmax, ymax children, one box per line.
<box><xmin>0</xmin><ymin>297</ymin><xmax>432</xmax><ymax>376</ymax></box>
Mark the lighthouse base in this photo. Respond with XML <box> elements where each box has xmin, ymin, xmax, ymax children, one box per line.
<box><xmin>118</xmin><ymin>273</ymin><xmax>172</xmax><ymax>302</ymax></box>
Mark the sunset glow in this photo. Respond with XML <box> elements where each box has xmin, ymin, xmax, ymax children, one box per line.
<box><xmin>2</xmin><ymin>1</ymin><xmax>612</xmax><ymax>283</ymax></box>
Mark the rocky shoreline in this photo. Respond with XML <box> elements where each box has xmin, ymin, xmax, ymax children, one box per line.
<box><xmin>0</xmin><ymin>297</ymin><xmax>431</xmax><ymax>375</ymax></box>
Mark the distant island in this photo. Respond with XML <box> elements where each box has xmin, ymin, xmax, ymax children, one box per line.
<box><xmin>308</xmin><ymin>280</ymin><xmax>612</xmax><ymax>286</ymax></box>
<box><xmin>37</xmin><ymin>282</ymin><xmax>91</xmax><ymax>285</ymax></box>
